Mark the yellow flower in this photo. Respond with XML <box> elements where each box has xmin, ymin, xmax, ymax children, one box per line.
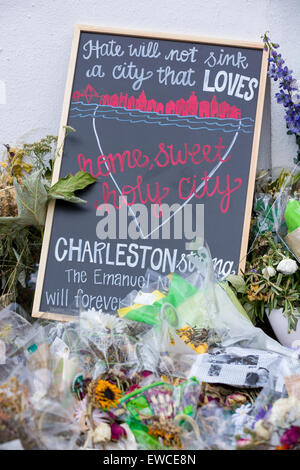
<box><xmin>148</xmin><ymin>420</ymin><xmax>182</xmax><ymax>449</ymax></box>
<box><xmin>192</xmin><ymin>343</ymin><xmax>208</xmax><ymax>354</ymax></box>
<box><xmin>1</xmin><ymin>145</ymin><xmax>33</xmax><ymax>179</ymax></box>
<box><xmin>22</xmin><ymin>163</ymin><xmax>33</xmax><ymax>173</ymax></box>
<box><xmin>247</xmin><ymin>284</ymin><xmax>266</xmax><ymax>302</ymax></box>
<box><xmin>88</xmin><ymin>379</ymin><xmax>122</xmax><ymax>409</ymax></box>
<box><xmin>176</xmin><ymin>326</ymin><xmax>208</xmax><ymax>354</ymax></box>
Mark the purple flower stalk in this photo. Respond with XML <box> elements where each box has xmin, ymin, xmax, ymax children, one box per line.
<box><xmin>263</xmin><ymin>33</ymin><xmax>300</xmax><ymax>163</ymax></box>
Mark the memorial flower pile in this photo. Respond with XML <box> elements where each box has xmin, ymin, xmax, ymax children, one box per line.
<box><xmin>0</xmin><ymin>260</ymin><xmax>300</xmax><ymax>451</ymax></box>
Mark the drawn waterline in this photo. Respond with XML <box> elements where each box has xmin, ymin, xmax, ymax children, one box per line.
<box><xmin>70</xmin><ymin>101</ymin><xmax>254</xmax><ymax>134</ymax></box>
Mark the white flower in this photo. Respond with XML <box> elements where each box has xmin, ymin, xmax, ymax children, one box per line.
<box><xmin>93</xmin><ymin>422</ymin><xmax>111</xmax><ymax>443</ymax></box>
<box><xmin>232</xmin><ymin>404</ymin><xmax>253</xmax><ymax>432</ymax></box>
<box><xmin>262</xmin><ymin>266</ymin><xmax>276</xmax><ymax>279</ymax></box>
<box><xmin>80</xmin><ymin>310</ymin><xmax>125</xmax><ymax>334</ymax></box>
<box><xmin>254</xmin><ymin>419</ymin><xmax>271</xmax><ymax>440</ymax></box>
<box><xmin>277</xmin><ymin>258</ymin><xmax>298</xmax><ymax>275</ymax></box>
<box><xmin>92</xmin><ymin>409</ymin><xmax>111</xmax><ymax>425</ymax></box>
<box><xmin>269</xmin><ymin>397</ymin><xmax>300</xmax><ymax>427</ymax></box>
<box><xmin>74</xmin><ymin>397</ymin><xmax>90</xmax><ymax>433</ymax></box>
<box><xmin>74</xmin><ymin>396</ymin><xmax>88</xmax><ymax>422</ymax></box>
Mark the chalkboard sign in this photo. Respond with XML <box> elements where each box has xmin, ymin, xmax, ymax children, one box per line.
<box><xmin>32</xmin><ymin>25</ymin><xmax>268</xmax><ymax>320</ymax></box>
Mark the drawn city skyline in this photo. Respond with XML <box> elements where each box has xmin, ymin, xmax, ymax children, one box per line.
<box><xmin>72</xmin><ymin>84</ymin><xmax>242</xmax><ymax>119</ymax></box>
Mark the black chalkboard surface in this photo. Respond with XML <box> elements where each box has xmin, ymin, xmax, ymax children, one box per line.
<box><xmin>32</xmin><ymin>25</ymin><xmax>268</xmax><ymax>320</ymax></box>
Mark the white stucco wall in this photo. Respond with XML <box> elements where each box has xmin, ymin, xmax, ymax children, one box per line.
<box><xmin>0</xmin><ymin>0</ymin><xmax>299</xmax><ymax>170</ymax></box>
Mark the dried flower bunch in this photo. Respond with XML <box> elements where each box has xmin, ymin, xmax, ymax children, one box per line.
<box><xmin>176</xmin><ymin>326</ymin><xmax>209</xmax><ymax>354</ymax></box>
<box><xmin>0</xmin><ymin>131</ymin><xmax>96</xmax><ymax>308</ymax></box>
<box><xmin>0</xmin><ymin>377</ymin><xmax>37</xmax><ymax>449</ymax></box>
<box><xmin>0</xmin><ymin>377</ymin><xmax>24</xmax><ymax>416</ymax></box>
<box><xmin>148</xmin><ymin>417</ymin><xmax>182</xmax><ymax>449</ymax></box>
<box><xmin>0</xmin><ymin>145</ymin><xmax>33</xmax><ymax>184</ymax></box>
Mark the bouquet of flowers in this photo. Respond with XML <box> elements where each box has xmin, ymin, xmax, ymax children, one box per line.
<box><xmin>227</xmin><ymin>231</ymin><xmax>300</xmax><ymax>332</ymax></box>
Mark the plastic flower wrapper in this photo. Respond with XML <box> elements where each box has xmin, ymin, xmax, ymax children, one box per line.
<box><xmin>117</xmin><ymin>241</ymin><xmax>224</xmax><ymax>355</ymax></box>
<box><xmin>251</xmin><ymin>169</ymin><xmax>293</xmax><ymax>237</ymax></box>
<box><xmin>75</xmin><ymin>314</ymin><xmax>201</xmax><ymax>450</ymax></box>
<box><xmin>9</xmin><ymin>319</ymin><xmax>86</xmax><ymax>422</ymax></box>
<box><xmin>0</xmin><ymin>360</ymin><xmax>47</xmax><ymax>449</ymax></box>
<box><xmin>137</xmin><ymin>305</ymin><xmax>203</xmax><ymax>380</ymax></box>
<box><xmin>0</xmin><ymin>306</ymin><xmax>35</xmax><ymax>363</ymax></box>
<box><xmin>59</xmin><ymin>312</ymin><xmax>170</xmax><ymax>449</ymax></box>
<box><xmin>252</xmin><ymin>192</ymin><xmax>279</xmax><ymax>235</ymax></box>
<box><xmin>212</xmin><ymin>279</ymin><xmax>299</xmax><ymax>359</ymax></box>
<box><xmin>273</xmin><ymin>166</ymin><xmax>300</xmax><ymax>262</ymax></box>
<box><xmin>235</xmin><ymin>394</ymin><xmax>300</xmax><ymax>449</ymax></box>
<box><xmin>22</xmin><ymin>396</ymin><xmax>80</xmax><ymax>450</ymax></box>
<box><xmin>78</xmin><ymin>309</ymin><xmax>156</xmax><ymax>379</ymax></box>
<box><xmin>0</xmin><ymin>311</ymin><xmax>54</xmax><ymax>400</ymax></box>
<box><xmin>234</xmin><ymin>357</ymin><xmax>300</xmax><ymax>449</ymax></box>
<box><xmin>194</xmin><ymin>402</ymin><xmax>237</xmax><ymax>450</ymax></box>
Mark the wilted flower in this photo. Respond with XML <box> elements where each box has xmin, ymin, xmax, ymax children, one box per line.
<box><xmin>93</xmin><ymin>422</ymin><xmax>111</xmax><ymax>443</ymax></box>
<box><xmin>280</xmin><ymin>426</ymin><xmax>300</xmax><ymax>448</ymax></box>
<box><xmin>148</xmin><ymin>418</ymin><xmax>182</xmax><ymax>449</ymax></box>
<box><xmin>236</xmin><ymin>438</ymin><xmax>252</xmax><ymax>448</ymax></box>
<box><xmin>140</xmin><ymin>370</ymin><xmax>153</xmax><ymax>378</ymax></box>
<box><xmin>269</xmin><ymin>397</ymin><xmax>300</xmax><ymax>427</ymax></box>
<box><xmin>88</xmin><ymin>378</ymin><xmax>122</xmax><ymax>410</ymax></box>
<box><xmin>254</xmin><ymin>419</ymin><xmax>271</xmax><ymax>441</ymax></box>
<box><xmin>262</xmin><ymin>266</ymin><xmax>276</xmax><ymax>279</ymax></box>
<box><xmin>277</xmin><ymin>258</ymin><xmax>298</xmax><ymax>275</ymax></box>
<box><xmin>74</xmin><ymin>397</ymin><xmax>89</xmax><ymax>432</ymax></box>
<box><xmin>225</xmin><ymin>393</ymin><xmax>247</xmax><ymax>408</ymax></box>
<box><xmin>111</xmin><ymin>422</ymin><xmax>127</xmax><ymax>441</ymax></box>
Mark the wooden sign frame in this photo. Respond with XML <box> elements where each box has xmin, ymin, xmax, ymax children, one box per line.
<box><xmin>32</xmin><ymin>24</ymin><xmax>269</xmax><ymax>321</ymax></box>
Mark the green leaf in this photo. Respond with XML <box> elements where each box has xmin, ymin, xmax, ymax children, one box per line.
<box><xmin>220</xmin><ymin>281</ymin><xmax>251</xmax><ymax>321</ymax></box>
<box><xmin>48</xmin><ymin>171</ymin><xmax>97</xmax><ymax>204</ymax></box>
<box><xmin>13</xmin><ymin>170</ymin><xmax>48</xmax><ymax>226</ymax></box>
<box><xmin>225</xmin><ymin>274</ymin><xmax>247</xmax><ymax>294</ymax></box>
<box><xmin>18</xmin><ymin>270</ymin><xmax>26</xmax><ymax>288</ymax></box>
